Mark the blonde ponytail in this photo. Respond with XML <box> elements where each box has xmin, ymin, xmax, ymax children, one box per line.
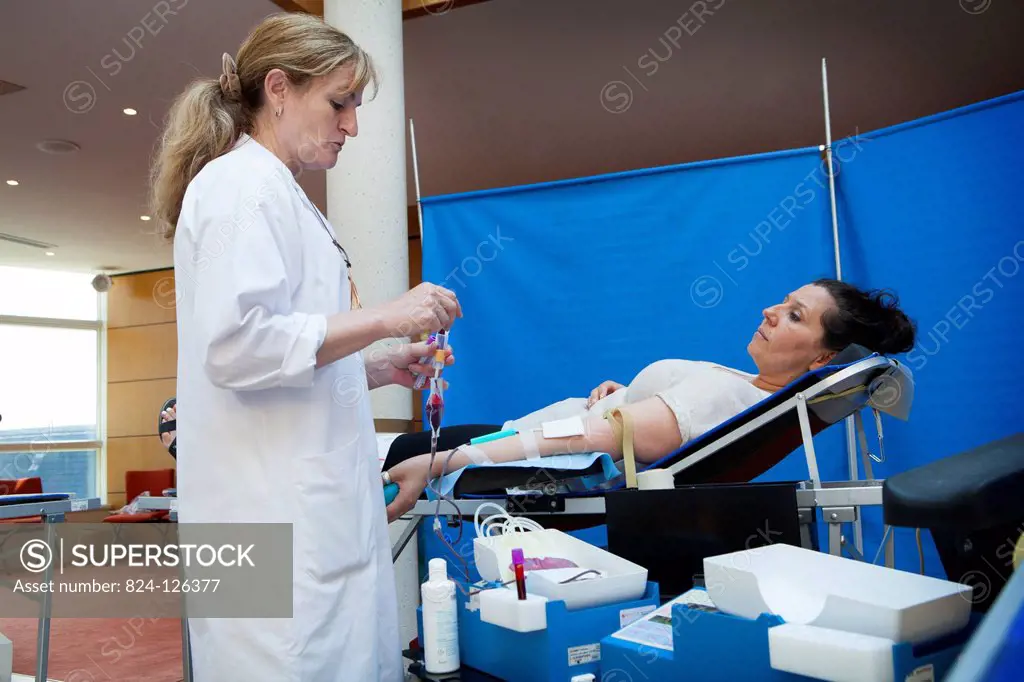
<box><xmin>150</xmin><ymin>78</ymin><xmax>242</xmax><ymax>238</ymax></box>
<box><xmin>149</xmin><ymin>13</ymin><xmax>377</xmax><ymax>239</ymax></box>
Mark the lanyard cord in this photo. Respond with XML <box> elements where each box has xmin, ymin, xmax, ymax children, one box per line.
<box><xmin>294</xmin><ymin>187</ymin><xmax>362</xmax><ymax>309</ymax></box>
<box><xmin>298</xmin><ymin>190</ymin><xmax>352</xmax><ymax>268</ymax></box>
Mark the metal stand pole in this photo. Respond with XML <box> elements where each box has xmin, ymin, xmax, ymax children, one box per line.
<box><xmin>409</xmin><ymin>118</ymin><xmax>425</xmax><ymax>241</ymax></box>
<box><xmin>822</xmin><ymin>56</ymin><xmax>865</xmax><ymax>557</ymax></box>
<box><xmin>822</xmin><ymin>58</ymin><xmax>842</xmax><ymax>281</ymax></box>
<box><xmin>392</xmin><ymin>516</ymin><xmax>422</xmax><ymax>563</ymax></box>
<box><xmin>36</xmin><ymin>514</ymin><xmax>60</xmax><ymax>682</ymax></box>
<box><xmin>796</xmin><ymin>394</ymin><xmax>822</xmax><ymax>490</ymax></box>
<box><xmin>181</xmin><ymin>616</ymin><xmax>193</xmax><ymax>682</ymax></box>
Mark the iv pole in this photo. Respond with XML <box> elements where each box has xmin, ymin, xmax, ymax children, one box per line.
<box><xmin>822</xmin><ymin>57</ymin><xmax>865</xmax><ymax>557</ymax></box>
<box><xmin>410</xmin><ymin>117</ymin><xmax>425</xmax><ymax>242</ymax></box>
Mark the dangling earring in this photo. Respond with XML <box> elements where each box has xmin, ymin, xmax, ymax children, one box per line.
<box><xmin>275</xmin><ymin>107</ymin><xmax>282</xmax><ymax>118</ymax></box>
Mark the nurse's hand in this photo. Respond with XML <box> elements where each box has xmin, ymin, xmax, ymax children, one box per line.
<box><xmin>384</xmin><ymin>454</ymin><xmax>432</xmax><ymax>523</ymax></box>
<box><xmin>381</xmin><ymin>283</ymin><xmax>462</xmax><ymax>337</ymax></box>
<box><xmin>367</xmin><ymin>340</ymin><xmax>455</xmax><ymax>389</ymax></box>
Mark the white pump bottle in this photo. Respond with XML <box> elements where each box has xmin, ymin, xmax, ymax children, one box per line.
<box><xmin>422</xmin><ymin>557</ymin><xmax>460</xmax><ymax>674</ymax></box>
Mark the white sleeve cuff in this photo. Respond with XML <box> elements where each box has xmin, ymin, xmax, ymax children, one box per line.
<box><xmin>279</xmin><ymin>313</ymin><xmax>328</xmax><ymax>388</ymax></box>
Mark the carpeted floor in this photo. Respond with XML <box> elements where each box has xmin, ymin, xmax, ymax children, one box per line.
<box><xmin>0</xmin><ymin>617</ymin><xmax>183</xmax><ymax>682</ymax></box>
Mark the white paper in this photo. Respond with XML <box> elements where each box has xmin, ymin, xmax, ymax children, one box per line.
<box><xmin>70</xmin><ymin>499</ymin><xmax>88</xmax><ymax>512</ymax></box>
<box><xmin>567</xmin><ymin>643</ymin><xmax>600</xmax><ymax>666</ymax></box>
<box><xmin>610</xmin><ymin>589</ymin><xmax>717</xmax><ymax>652</ymax></box>
<box><xmin>376</xmin><ymin>433</ymin><xmax>403</xmax><ymax>468</ymax></box>
<box><xmin>620</xmin><ymin>605</ymin><xmax>656</xmax><ymax>628</ymax></box>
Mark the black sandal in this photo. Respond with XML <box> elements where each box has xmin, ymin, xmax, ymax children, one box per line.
<box><xmin>159</xmin><ymin>397</ymin><xmax>177</xmax><ymax>459</ymax></box>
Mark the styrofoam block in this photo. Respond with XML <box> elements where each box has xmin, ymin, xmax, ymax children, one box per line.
<box><xmin>0</xmin><ymin>632</ymin><xmax>11</xmax><ymax>682</ymax></box>
<box><xmin>479</xmin><ymin>587</ymin><xmax>548</xmax><ymax>633</ymax></box>
<box><xmin>704</xmin><ymin>544</ymin><xmax>973</xmax><ymax>644</ymax></box>
<box><xmin>769</xmin><ymin>623</ymin><xmax>895</xmax><ymax>682</ymax></box>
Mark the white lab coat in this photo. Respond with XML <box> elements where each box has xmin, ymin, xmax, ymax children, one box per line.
<box><xmin>172</xmin><ymin>134</ymin><xmax>403</xmax><ymax>682</ymax></box>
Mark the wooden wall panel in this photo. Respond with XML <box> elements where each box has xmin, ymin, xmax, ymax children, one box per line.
<box><xmin>106</xmin><ymin>436</ymin><xmax>177</xmax><ymax>497</ymax></box>
<box><xmin>108</xmin><ymin>378</ymin><xmax>177</xmax><ymax>438</ymax></box>
<box><xmin>105</xmin><ymin>269</ymin><xmax>178</xmax><ymax>504</ymax></box>
<box><xmin>108</xmin><ymin>323</ymin><xmax>177</xmax><ymax>383</ymax></box>
<box><xmin>107</xmin><ymin>270</ymin><xmax>178</xmax><ymax>328</ymax></box>
<box><xmin>103</xmin><ymin>229</ymin><xmax>425</xmax><ymax>495</ymax></box>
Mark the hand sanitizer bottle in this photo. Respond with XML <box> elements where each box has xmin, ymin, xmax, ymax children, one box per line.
<box><xmin>422</xmin><ymin>557</ymin><xmax>460</xmax><ymax>674</ymax></box>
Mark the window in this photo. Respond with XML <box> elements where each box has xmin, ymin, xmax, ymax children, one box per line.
<box><xmin>0</xmin><ymin>266</ymin><xmax>101</xmax><ymax>499</ymax></box>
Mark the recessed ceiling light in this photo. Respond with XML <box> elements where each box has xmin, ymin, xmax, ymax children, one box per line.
<box><xmin>123</xmin><ymin>108</ymin><xmax>138</xmax><ymax>116</ymax></box>
<box><xmin>45</xmin><ymin>251</ymin><xmax>55</xmax><ymax>256</ymax></box>
<box><xmin>140</xmin><ymin>215</ymin><xmax>151</xmax><ymax>221</ymax></box>
<box><xmin>6</xmin><ymin>180</ymin><xmax>18</xmax><ymax>186</ymax></box>
<box><xmin>36</xmin><ymin>139</ymin><xmax>81</xmax><ymax>155</ymax></box>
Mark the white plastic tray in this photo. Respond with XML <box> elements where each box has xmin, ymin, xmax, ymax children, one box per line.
<box><xmin>704</xmin><ymin>543</ymin><xmax>973</xmax><ymax>644</ymax></box>
<box><xmin>474</xmin><ymin>528</ymin><xmax>647</xmax><ymax>610</ymax></box>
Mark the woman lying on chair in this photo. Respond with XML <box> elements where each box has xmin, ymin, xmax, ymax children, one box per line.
<box><xmin>383</xmin><ymin>278</ymin><xmax>917</xmax><ymax>522</ymax></box>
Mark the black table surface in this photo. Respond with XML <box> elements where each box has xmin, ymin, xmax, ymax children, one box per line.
<box><xmin>404</xmin><ymin>649</ymin><xmax>504</xmax><ymax>682</ymax></box>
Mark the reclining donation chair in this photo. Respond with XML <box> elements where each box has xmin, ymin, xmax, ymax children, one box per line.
<box><xmin>438</xmin><ymin>344</ymin><xmax>908</xmax><ymax>496</ymax></box>
<box><xmin>396</xmin><ymin>345</ymin><xmax>914</xmax><ymax>564</ymax></box>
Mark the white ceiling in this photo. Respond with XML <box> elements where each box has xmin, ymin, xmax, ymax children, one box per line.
<box><xmin>2</xmin><ymin>0</ymin><xmax>1023</xmax><ymax>274</ymax></box>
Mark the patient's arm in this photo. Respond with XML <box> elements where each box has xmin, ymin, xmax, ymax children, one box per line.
<box><xmin>428</xmin><ymin>395</ymin><xmax>683</xmax><ymax>478</ymax></box>
<box><xmin>384</xmin><ymin>397</ymin><xmax>685</xmax><ymax>521</ymax></box>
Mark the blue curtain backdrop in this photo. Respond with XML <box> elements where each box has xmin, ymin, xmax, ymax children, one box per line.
<box><xmin>419</xmin><ymin>90</ymin><xmax>1024</xmax><ymax>579</ymax></box>
<box><xmin>831</xmin><ymin>90</ymin><xmax>1024</xmax><ymax>578</ymax></box>
<box><xmin>422</xmin><ymin>147</ymin><xmax>838</xmax><ymax>423</ymax></box>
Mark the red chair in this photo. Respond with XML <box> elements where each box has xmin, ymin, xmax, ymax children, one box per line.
<box><xmin>104</xmin><ymin>469</ymin><xmax>176</xmax><ymax>523</ymax></box>
<box><xmin>0</xmin><ymin>476</ymin><xmax>43</xmax><ymax>495</ymax></box>
<box><xmin>0</xmin><ymin>477</ymin><xmax>47</xmax><ymax>523</ymax></box>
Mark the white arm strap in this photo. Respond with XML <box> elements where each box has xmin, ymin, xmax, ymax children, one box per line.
<box><xmin>605</xmin><ymin>408</ymin><xmax>638</xmax><ymax>489</ymax></box>
<box><xmin>519</xmin><ymin>429</ymin><xmax>542</xmax><ymax>461</ymax></box>
<box><xmin>459</xmin><ymin>444</ymin><xmax>492</xmax><ymax>465</ymax></box>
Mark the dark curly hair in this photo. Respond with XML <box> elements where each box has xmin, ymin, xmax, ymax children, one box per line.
<box><xmin>812</xmin><ymin>278</ymin><xmax>917</xmax><ymax>355</ymax></box>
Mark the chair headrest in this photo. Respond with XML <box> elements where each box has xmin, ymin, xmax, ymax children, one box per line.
<box><xmin>822</xmin><ymin>344</ymin><xmax>914</xmax><ymax>420</ymax></box>
<box><xmin>798</xmin><ymin>343</ymin><xmax>912</xmax><ymax>424</ymax></box>
<box><xmin>827</xmin><ymin>343</ymin><xmax>875</xmax><ymax>367</ymax></box>
<box><xmin>868</xmin><ymin>359</ymin><xmax>914</xmax><ymax>421</ymax></box>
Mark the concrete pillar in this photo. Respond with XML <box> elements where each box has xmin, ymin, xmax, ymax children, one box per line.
<box><xmin>324</xmin><ymin>0</ymin><xmax>411</xmax><ymax>423</ymax></box>
<box><xmin>323</xmin><ymin>0</ymin><xmax>420</xmax><ymax>657</ymax></box>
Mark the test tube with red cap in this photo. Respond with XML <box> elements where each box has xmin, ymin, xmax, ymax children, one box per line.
<box><xmin>511</xmin><ymin>548</ymin><xmax>527</xmax><ymax>600</ymax></box>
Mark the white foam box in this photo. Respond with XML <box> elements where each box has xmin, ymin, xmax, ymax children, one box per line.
<box><xmin>474</xmin><ymin>529</ymin><xmax>647</xmax><ymax>610</ymax></box>
<box><xmin>479</xmin><ymin>587</ymin><xmax>549</xmax><ymax>633</ymax></box>
<box><xmin>0</xmin><ymin>631</ymin><xmax>10</xmax><ymax>682</ymax></box>
<box><xmin>704</xmin><ymin>543</ymin><xmax>973</xmax><ymax>645</ymax></box>
<box><xmin>769</xmin><ymin>623</ymin><xmax>902</xmax><ymax>682</ymax></box>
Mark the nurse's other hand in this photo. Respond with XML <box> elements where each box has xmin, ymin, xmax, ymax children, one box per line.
<box><xmin>382</xmin><ymin>283</ymin><xmax>462</xmax><ymax>337</ymax></box>
<box><xmin>586</xmin><ymin>380</ymin><xmax>626</xmax><ymax>408</ymax></box>
<box><xmin>159</xmin><ymin>405</ymin><xmax>177</xmax><ymax>449</ymax></box>
<box><xmin>387</xmin><ymin>340</ymin><xmax>455</xmax><ymax>389</ymax></box>
<box><xmin>385</xmin><ymin>454</ymin><xmax>431</xmax><ymax>523</ymax></box>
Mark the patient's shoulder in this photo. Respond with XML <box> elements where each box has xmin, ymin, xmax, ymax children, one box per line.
<box><xmin>632</xmin><ymin>358</ymin><xmax>746</xmax><ymax>385</ymax></box>
<box><xmin>627</xmin><ymin>359</ymin><xmax>711</xmax><ymax>401</ymax></box>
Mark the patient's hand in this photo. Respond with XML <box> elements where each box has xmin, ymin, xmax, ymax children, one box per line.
<box><xmin>587</xmin><ymin>380</ymin><xmax>626</xmax><ymax>408</ymax></box>
<box><xmin>384</xmin><ymin>454</ymin><xmax>432</xmax><ymax>523</ymax></box>
<box><xmin>160</xmin><ymin>404</ymin><xmax>176</xmax><ymax>450</ymax></box>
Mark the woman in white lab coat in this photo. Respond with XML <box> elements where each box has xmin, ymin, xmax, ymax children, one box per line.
<box><xmin>149</xmin><ymin>13</ymin><xmax>459</xmax><ymax>682</ymax></box>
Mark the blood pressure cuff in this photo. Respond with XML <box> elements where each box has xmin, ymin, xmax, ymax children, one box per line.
<box><xmin>425</xmin><ymin>452</ymin><xmax>622</xmax><ymax>499</ymax></box>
